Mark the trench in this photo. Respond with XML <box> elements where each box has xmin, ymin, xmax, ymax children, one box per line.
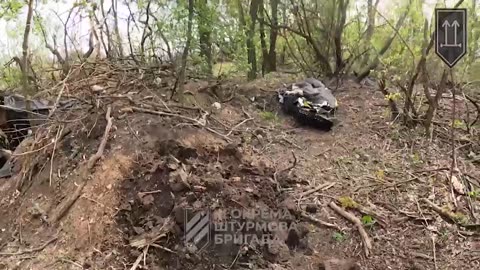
<box><xmin>0</xmin><ymin>95</ymin><xmax>50</xmax><ymax>177</ymax></box>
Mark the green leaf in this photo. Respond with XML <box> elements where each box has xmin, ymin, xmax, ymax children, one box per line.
<box><xmin>332</xmin><ymin>232</ymin><xmax>346</xmax><ymax>242</ymax></box>
<box><xmin>361</xmin><ymin>215</ymin><xmax>375</xmax><ymax>226</ymax></box>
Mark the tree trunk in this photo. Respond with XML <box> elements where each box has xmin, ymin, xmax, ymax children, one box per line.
<box><xmin>36</xmin><ymin>10</ymin><xmax>70</xmax><ymax>75</ymax></box>
<box><xmin>470</xmin><ymin>0</ymin><xmax>479</xmax><ymax>63</ymax></box>
<box><xmin>237</xmin><ymin>0</ymin><xmax>260</xmax><ymax>80</ymax></box>
<box><xmin>259</xmin><ymin>0</ymin><xmax>268</xmax><ymax>76</ymax></box>
<box><xmin>278</xmin><ymin>2</ymin><xmax>287</xmax><ymax>66</ymax></box>
<box><xmin>112</xmin><ymin>0</ymin><xmax>124</xmax><ymax>58</ymax></box>
<box><xmin>359</xmin><ymin>0</ymin><xmax>380</xmax><ymax>67</ymax></box>
<box><xmin>266</xmin><ymin>0</ymin><xmax>279</xmax><ymax>72</ymax></box>
<box><xmin>85</xmin><ymin>4</ymin><xmax>101</xmax><ymax>59</ymax></box>
<box><xmin>176</xmin><ymin>0</ymin><xmax>194</xmax><ymax>103</ymax></box>
<box><xmin>100</xmin><ymin>0</ymin><xmax>113</xmax><ymax>58</ymax></box>
<box><xmin>21</xmin><ymin>0</ymin><xmax>34</xmax><ymax>94</ymax></box>
<box><xmin>247</xmin><ymin>0</ymin><xmax>261</xmax><ymax>80</ymax></box>
<box><xmin>333</xmin><ymin>0</ymin><xmax>349</xmax><ymax>76</ymax></box>
<box><xmin>198</xmin><ymin>0</ymin><xmax>213</xmax><ymax>75</ymax></box>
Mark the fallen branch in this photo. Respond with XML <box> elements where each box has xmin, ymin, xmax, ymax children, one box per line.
<box><xmin>226</xmin><ymin>117</ymin><xmax>254</xmax><ymax>136</ymax></box>
<box><xmin>299</xmin><ymin>212</ymin><xmax>341</xmax><ymax>231</ymax></box>
<box><xmin>48</xmin><ymin>106</ymin><xmax>113</xmax><ymax>224</ymax></box>
<box><xmin>279</xmin><ymin>151</ymin><xmax>297</xmax><ymax>174</ymax></box>
<box><xmin>329</xmin><ymin>201</ymin><xmax>373</xmax><ymax>257</ymax></box>
<box><xmin>420</xmin><ymin>198</ymin><xmax>461</xmax><ymax>224</ymax></box>
<box><xmin>130</xmin><ymin>246</ymin><xmax>148</xmax><ymax>270</ymax></box>
<box><xmin>129</xmin><ymin>219</ymin><xmax>175</xmax><ymax>270</ymax></box>
<box><xmin>297</xmin><ymin>182</ymin><xmax>335</xmax><ymax>199</ymax></box>
<box><xmin>272</xmin><ymin>151</ymin><xmax>298</xmax><ymax>192</ymax></box>
<box><xmin>0</xmin><ymin>237</ymin><xmax>57</xmax><ymax>256</ymax></box>
<box><xmin>420</xmin><ymin>199</ymin><xmax>480</xmax><ymax>229</ymax></box>
<box><xmin>122</xmin><ymin>106</ymin><xmax>232</xmax><ymax>142</ymax></box>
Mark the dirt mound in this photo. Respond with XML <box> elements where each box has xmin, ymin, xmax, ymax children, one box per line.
<box><xmin>115</xmin><ymin>126</ymin><xmax>305</xmax><ymax>269</ymax></box>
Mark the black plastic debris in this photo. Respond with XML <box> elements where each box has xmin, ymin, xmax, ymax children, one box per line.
<box><xmin>277</xmin><ymin>78</ymin><xmax>338</xmax><ymax>130</ymax></box>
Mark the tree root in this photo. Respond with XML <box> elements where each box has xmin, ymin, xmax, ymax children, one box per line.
<box><xmin>329</xmin><ymin>201</ymin><xmax>373</xmax><ymax>257</ymax></box>
<box><xmin>0</xmin><ymin>237</ymin><xmax>57</xmax><ymax>256</ymax></box>
<box><xmin>48</xmin><ymin>106</ymin><xmax>113</xmax><ymax>224</ymax></box>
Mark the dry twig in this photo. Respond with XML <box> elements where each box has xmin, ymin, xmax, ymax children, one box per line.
<box><xmin>299</xmin><ymin>212</ymin><xmax>341</xmax><ymax>231</ymax></box>
<box><xmin>297</xmin><ymin>182</ymin><xmax>335</xmax><ymax>199</ymax></box>
<box><xmin>0</xmin><ymin>237</ymin><xmax>57</xmax><ymax>256</ymax></box>
<box><xmin>123</xmin><ymin>106</ymin><xmax>232</xmax><ymax>142</ymax></box>
<box><xmin>329</xmin><ymin>202</ymin><xmax>373</xmax><ymax>256</ymax></box>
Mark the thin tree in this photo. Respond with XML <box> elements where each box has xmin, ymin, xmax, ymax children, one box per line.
<box><xmin>176</xmin><ymin>0</ymin><xmax>195</xmax><ymax>102</ymax></box>
<box><xmin>266</xmin><ymin>0</ymin><xmax>279</xmax><ymax>72</ymax></box>
<box><xmin>21</xmin><ymin>0</ymin><xmax>35</xmax><ymax>94</ymax></box>
<box><xmin>198</xmin><ymin>0</ymin><xmax>213</xmax><ymax>74</ymax></box>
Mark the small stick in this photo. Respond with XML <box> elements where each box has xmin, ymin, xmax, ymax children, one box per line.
<box><xmin>12</xmin><ymin>141</ymin><xmax>55</xmax><ymax>157</ymax></box>
<box><xmin>49</xmin><ymin>126</ymin><xmax>63</xmax><ymax>186</ymax></box>
<box><xmin>297</xmin><ymin>182</ymin><xmax>335</xmax><ymax>198</ymax></box>
<box><xmin>420</xmin><ymin>198</ymin><xmax>458</xmax><ymax>223</ymax></box>
<box><xmin>126</xmin><ymin>106</ymin><xmax>232</xmax><ymax>142</ymax></box>
<box><xmin>449</xmin><ymin>69</ymin><xmax>458</xmax><ymax>208</ymax></box>
<box><xmin>138</xmin><ymin>190</ymin><xmax>163</xmax><ymax>195</ymax></box>
<box><xmin>329</xmin><ymin>202</ymin><xmax>373</xmax><ymax>257</ymax></box>
<box><xmin>150</xmin><ymin>243</ymin><xmax>176</xmax><ymax>253</ymax></box>
<box><xmin>58</xmin><ymin>258</ymin><xmax>83</xmax><ymax>269</ymax></box>
<box><xmin>299</xmin><ymin>212</ymin><xmax>341</xmax><ymax>231</ymax></box>
<box><xmin>432</xmin><ymin>235</ymin><xmax>437</xmax><ymax>270</ymax></box>
<box><xmin>279</xmin><ymin>151</ymin><xmax>297</xmax><ymax>174</ymax></box>
<box><xmin>226</xmin><ymin>117</ymin><xmax>253</xmax><ymax>136</ymax></box>
<box><xmin>228</xmin><ymin>245</ymin><xmax>244</xmax><ymax>269</ymax></box>
<box><xmin>129</xmin><ymin>247</ymin><xmax>146</xmax><ymax>270</ymax></box>
<box><xmin>413</xmin><ymin>167</ymin><xmax>449</xmax><ymax>174</ymax></box>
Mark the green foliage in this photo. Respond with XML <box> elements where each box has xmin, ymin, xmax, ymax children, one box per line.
<box><xmin>332</xmin><ymin>232</ymin><xmax>346</xmax><ymax>242</ymax></box>
<box><xmin>410</xmin><ymin>153</ymin><xmax>423</xmax><ymax>165</ymax></box>
<box><xmin>212</xmin><ymin>62</ymin><xmax>237</xmax><ymax>77</ymax></box>
<box><xmin>451</xmin><ymin>212</ymin><xmax>468</xmax><ymax>225</ymax></box>
<box><xmin>338</xmin><ymin>196</ymin><xmax>358</xmax><ymax>209</ymax></box>
<box><xmin>74</xmin><ymin>0</ymin><xmax>89</xmax><ymax>8</ymax></box>
<box><xmin>259</xmin><ymin>111</ymin><xmax>278</xmax><ymax>122</ymax></box>
<box><xmin>0</xmin><ymin>0</ymin><xmax>24</xmax><ymax>21</ymax></box>
<box><xmin>375</xmin><ymin>169</ymin><xmax>385</xmax><ymax>180</ymax></box>
<box><xmin>33</xmin><ymin>15</ymin><xmax>45</xmax><ymax>36</ymax></box>
<box><xmin>453</xmin><ymin>119</ymin><xmax>466</xmax><ymax>130</ymax></box>
<box><xmin>361</xmin><ymin>215</ymin><xmax>375</xmax><ymax>226</ymax></box>
<box><xmin>0</xmin><ymin>67</ymin><xmax>23</xmax><ymax>89</ymax></box>
<box><xmin>468</xmin><ymin>190</ymin><xmax>480</xmax><ymax>199</ymax></box>
<box><xmin>384</xmin><ymin>92</ymin><xmax>401</xmax><ymax>102</ymax></box>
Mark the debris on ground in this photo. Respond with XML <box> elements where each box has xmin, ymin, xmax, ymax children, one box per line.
<box><xmin>0</xmin><ymin>62</ymin><xmax>478</xmax><ymax>270</ymax></box>
<box><xmin>277</xmin><ymin>78</ymin><xmax>338</xmax><ymax>130</ymax></box>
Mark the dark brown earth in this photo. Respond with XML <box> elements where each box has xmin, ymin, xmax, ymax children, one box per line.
<box><xmin>0</xmin><ymin>68</ymin><xmax>479</xmax><ymax>270</ymax></box>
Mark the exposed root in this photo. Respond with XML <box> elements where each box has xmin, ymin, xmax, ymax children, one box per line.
<box><xmin>329</xmin><ymin>201</ymin><xmax>373</xmax><ymax>257</ymax></box>
<box><xmin>0</xmin><ymin>237</ymin><xmax>58</xmax><ymax>256</ymax></box>
<box><xmin>122</xmin><ymin>106</ymin><xmax>232</xmax><ymax>142</ymax></box>
<box><xmin>48</xmin><ymin>106</ymin><xmax>113</xmax><ymax>224</ymax></box>
<box><xmin>299</xmin><ymin>211</ymin><xmax>341</xmax><ymax>231</ymax></box>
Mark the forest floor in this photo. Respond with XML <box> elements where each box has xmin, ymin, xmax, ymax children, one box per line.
<box><xmin>0</xmin><ymin>63</ymin><xmax>479</xmax><ymax>270</ymax></box>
